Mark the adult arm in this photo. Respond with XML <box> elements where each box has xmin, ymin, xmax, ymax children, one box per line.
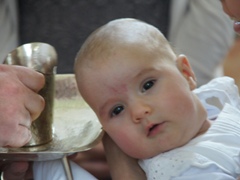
<box><xmin>102</xmin><ymin>133</ymin><xmax>146</xmax><ymax>180</ymax></box>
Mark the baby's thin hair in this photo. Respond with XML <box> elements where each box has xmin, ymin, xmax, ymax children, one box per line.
<box><xmin>74</xmin><ymin>18</ymin><xmax>176</xmax><ymax>70</ymax></box>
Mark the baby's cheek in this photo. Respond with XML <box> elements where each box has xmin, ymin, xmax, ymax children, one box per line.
<box><xmin>111</xmin><ymin>131</ymin><xmax>146</xmax><ymax>159</ymax></box>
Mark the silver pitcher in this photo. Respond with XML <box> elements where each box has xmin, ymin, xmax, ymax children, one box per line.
<box><xmin>4</xmin><ymin>42</ymin><xmax>57</xmax><ymax>147</ymax></box>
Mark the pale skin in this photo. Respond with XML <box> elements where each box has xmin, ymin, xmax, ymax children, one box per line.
<box><xmin>75</xmin><ymin>18</ymin><xmax>211</xmax><ymax>178</ymax></box>
<box><xmin>0</xmin><ymin>64</ymin><xmax>45</xmax><ymax>147</ymax></box>
<box><xmin>0</xmin><ymin>64</ymin><xmax>44</xmax><ymax>179</ymax></box>
<box><xmin>221</xmin><ymin>0</ymin><xmax>240</xmax><ymax>34</ymax></box>
<box><xmin>77</xmin><ymin>49</ymin><xmax>210</xmax><ymax>159</ymax></box>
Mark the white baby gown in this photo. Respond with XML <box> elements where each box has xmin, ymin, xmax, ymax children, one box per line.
<box><xmin>33</xmin><ymin>159</ymin><xmax>97</xmax><ymax>180</ymax></box>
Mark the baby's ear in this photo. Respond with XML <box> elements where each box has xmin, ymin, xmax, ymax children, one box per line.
<box><xmin>176</xmin><ymin>54</ymin><xmax>197</xmax><ymax>90</ymax></box>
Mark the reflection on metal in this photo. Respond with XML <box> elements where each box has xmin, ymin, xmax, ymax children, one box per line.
<box><xmin>4</xmin><ymin>42</ymin><xmax>57</xmax><ymax>146</ymax></box>
<box><xmin>4</xmin><ymin>42</ymin><xmax>57</xmax><ymax>74</ymax></box>
<box><xmin>0</xmin><ymin>74</ymin><xmax>103</xmax><ymax>161</ymax></box>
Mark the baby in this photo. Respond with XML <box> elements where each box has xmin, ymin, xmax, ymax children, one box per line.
<box><xmin>74</xmin><ymin>18</ymin><xmax>240</xmax><ymax>179</ymax></box>
<box><xmin>31</xmin><ymin>18</ymin><xmax>240</xmax><ymax>179</ymax></box>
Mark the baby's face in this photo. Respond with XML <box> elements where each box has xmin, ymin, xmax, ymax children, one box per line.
<box><xmin>77</xmin><ymin>48</ymin><xmax>209</xmax><ymax>159</ymax></box>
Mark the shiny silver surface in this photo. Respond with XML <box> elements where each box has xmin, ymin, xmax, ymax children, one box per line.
<box><xmin>4</xmin><ymin>42</ymin><xmax>57</xmax><ymax>74</ymax></box>
<box><xmin>4</xmin><ymin>42</ymin><xmax>57</xmax><ymax>146</ymax></box>
<box><xmin>0</xmin><ymin>74</ymin><xmax>103</xmax><ymax>161</ymax></box>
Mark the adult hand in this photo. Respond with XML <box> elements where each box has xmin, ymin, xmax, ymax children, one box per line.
<box><xmin>69</xmin><ymin>142</ymin><xmax>111</xmax><ymax>180</ymax></box>
<box><xmin>102</xmin><ymin>133</ymin><xmax>146</xmax><ymax>180</ymax></box>
<box><xmin>0</xmin><ymin>64</ymin><xmax>45</xmax><ymax>147</ymax></box>
<box><xmin>0</xmin><ymin>161</ymin><xmax>32</xmax><ymax>180</ymax></box>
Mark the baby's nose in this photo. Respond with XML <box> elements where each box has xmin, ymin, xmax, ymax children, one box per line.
<box><xmin>131</xmin><ymin>102</ymin><xmax>152</xmax><ymax>123</ymax></box>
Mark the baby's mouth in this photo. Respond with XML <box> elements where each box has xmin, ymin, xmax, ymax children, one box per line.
<box><xmin>149</xmin><ymin>124</ymin><xmax>158</xmax><ymax>132</ymax></box>
<box><xmin>147</xmin><ymin>122</ymin><xmax>165</xmax><ymax>137</ymax></box>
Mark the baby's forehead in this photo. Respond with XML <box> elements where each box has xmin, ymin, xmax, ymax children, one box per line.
<box><xmin>75</xmin><ymin>19</ymin><xmax>174</xmax><ymax>70</ymax></box>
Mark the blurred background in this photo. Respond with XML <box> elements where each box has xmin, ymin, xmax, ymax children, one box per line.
<box><xmin>1</xmin><ymin>0</ymin><xmax>239</xmax><ymax>87</ymax></box>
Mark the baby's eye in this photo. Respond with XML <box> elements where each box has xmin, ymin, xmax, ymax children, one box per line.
<box><xmin>142</xmin><ymin>80</ymin><xmax>155</xmax><ymax>92</ymax></box>
<box><xmin>111</xmin><ymin>105</ymin><xmax>124</xmax><ymax>117</ymax></box>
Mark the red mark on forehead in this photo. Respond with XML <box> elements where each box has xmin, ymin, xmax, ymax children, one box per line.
<box><xmin>109</xmin><ymin>84</ymin><xmax>128</xmax><ymax>94</ymax></box>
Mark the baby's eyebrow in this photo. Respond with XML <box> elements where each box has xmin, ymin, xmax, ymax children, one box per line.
<box><xmin>134</xmin><ymin>67</ymin><xmax>157</xmax><ymax>79</ymax></box>
<box><xmin>134</xmin><ymin>67</ymin><xmax>156</xmax><ymax>78</ymax></box>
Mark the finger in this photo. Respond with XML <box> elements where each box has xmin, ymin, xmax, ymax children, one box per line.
<box><xmin>5</xmin><ymin>124</ymin><xmax>32</xmax><ymax>147</ymax></box>
<box><xmin>24</xmin><ymin>90</ymin><xmax>45</xmax><ymax>121</ymax></box>
<box><xmin>0</xmin><ymin>105</ymin><xmax>32</xmax><ymax>147</ymax></box>
<box><xmin>3</xmin><ymin>162</ymin><xmax>29</xmax><ymax>180</ymax></box>
<box><xmin>14</xmin><ymin>65</ymin><xmax>45</xmax><ymax>93</ymax></box>
<box><xmin>0</xmin><ymin>91</ymin><xmax>43</xmax><ymax>147</ymax></box>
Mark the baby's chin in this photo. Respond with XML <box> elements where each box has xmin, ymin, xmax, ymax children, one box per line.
<box><xmin>125</xmin><ymin>148</ymin><xmax>160</xmax><ymax>160</ymax></box>
<box><xmin>129</xmin><ymin>146</ymin><xmax>175</xmax><ymax>160</ymax></box>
